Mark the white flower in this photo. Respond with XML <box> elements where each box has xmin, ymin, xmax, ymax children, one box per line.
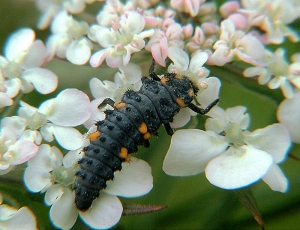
<box><xmin>0</xmin><ymin>119</ymin><xmax>39</xmax><ymax>175</ymax></box>
<box><xmin>0</xmin><ymin>28</ymin><xmax>58</xmax><ymax>107</ymax></box>
<box><xmin>85</xmin><ymin>63</ymin><xmax>142</xmax><ymax>128</ymax></box>
<box><xmin>47</xmin><ymin>10</ymin><xmax>92</xmax><ymax>65</ymax></box>
<box><xmin>277</xmin><ymin>91</ymin><xmax>300</xmax><ymax>143</ymax></box>
<box><xmin>163</xmin><ymin>106</ymin><xmax>291</xmax><ymax>192</ymax></box>
<box><xmin>24</xmin><ymin>145</ymin><xmax>153</xmax><ymax>229</ymax></box>
<box><xmin>170</xmin><ymin>0</ymin><xmax>201</xmax><ymax>17</ymax></box>
<box><xmin>35</xmin><ymin>0</ymin><xmax>100</xmax><ymax>29</ymax></box>
<box><xmin>211</xmin><ymin>19</ymin><xmax>265</xmax><ymax>66</ymax></box>
<box><xmin>166</xmin><ymin>47</ymin><xmax>221</xmax><ymax>128</ymax></box>
<box><xmin>18</xmin><ymin>88</ymin><xmax>91</xmax><ymax>150</ymax></box>
<box><xmin>0</xmin><ymin>194</ymin><xmax>37</xmax><ymax>230</ymax></box>
<box><xmin>244</xmin><ymin>48</ymin><xmax>300</xmax><ymax>98</ymax></box>
<box><xmin>89</xmin><ymin>11</ymin><xmax>154</xmax><ymax>68</ymax></box>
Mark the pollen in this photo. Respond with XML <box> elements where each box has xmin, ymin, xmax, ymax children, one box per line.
<box><xmin>138</xmin><ymin>122</ymin><xmax>148</xmax><ymax>134</ymax></box>
<box><xmin>87</xmin><ymin>131</ymin><xmax>101</xmax><ymax>141</ymax></box>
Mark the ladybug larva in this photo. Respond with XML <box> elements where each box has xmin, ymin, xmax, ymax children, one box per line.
<box><xmin>73</xmin><ymin>61</ymin><xmax>219</xmax><ymax>211</ymax></box>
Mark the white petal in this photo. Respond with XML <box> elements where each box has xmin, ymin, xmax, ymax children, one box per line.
<box><xmin>163</xmin><ymin>129</ymin><xmax>228</xmax><ymax>176</ymax></box>
<box><xmin>262</xmin><ymin>163</ymin><xmax>289</xmax><ymax>192</ymax></box>
<box><xmin>52</xmin><ymin>126</ymin><xmax>83</xmax><ymax>150</ymax></box>
<box><xmin>189</xmin><ymin>51</ymin><xmax>208</xmax><ymax>73</ymax></box>
<box><xmin>79</xmin><ymin>193</ymin><xmax>122</xmax><ymax>229</ymax></box>
<box><xmin>0</xmin><ymin>206</ymin><xmax>37</xmax><ymax>230</ymax></box>
<box><xmin>90</xmin><ymin>49</ymin><xmax>108</xmax><ymax>68</ymax></box>
<box><xmin>196</xmin><ymin>77</ymin><xmax>221</xmax><ymax>107</ymax></box>
<box><xmin>167</xmin><ymin>46</ymin><xmax>189</xmax><ymax>71</ymax></box>
<box><xmin>205</xmin><ymin>145</ymin><xmax>273</xmax><ymax>189</ymax></box>
<box><xmin>277</xmin><ymin>91</ymin><xmax>300</xmax><ymax>143</ymax></box>
<box><xmin>105</xmin><ymin>157</ymin><xmax>153</xmax><ymax>197</ymax></box>
<box><xmin>245</xmin><ymin>124</ymin><xmax>291</xmax><ymax>163</ymax></box>
<box><xmin>39</xmin><ymin>89</ymin><xmax>91</xmax><ymax>126</ymax></box>
<box><xmin>21</xmin><ymin>68</ymin><xmax>58</xmax><ymax>94</ymax></box>
<box><xmin>50</xmin><ymin>188</ymin><xmax>78</xmax><ymax>229</ymax></box>
<box><xmin>170</xmin><ymin>107</ymin><xmax>191</xmax><ymax>128</ymax></box>
<box><xmin>0</xmin><ymin>93</ymin><xmax>13</xmax><ymax>108</ymax></box>
<box><xmin>22</xmin><ymin>40</ymin><xmax>47</xmax><ymax>68</ymax></box>
<box><xmin>4</xmin><ymin>28</ymin><xmax>35</xmax><ymax>62</ymax></box>
<box><xmin>66</xmin><ymin>38</ymin><xmax>91</xmax><ymax>65</ymax></box>
<box><xmin>24</xmin><ymin>165</ymin><xmax>51</xmax><ymax>192</ymax></box>
<box><xmin>44</xmin><ymin>184</ymin><xmax>64</xmax><ymax>205</ymax></box>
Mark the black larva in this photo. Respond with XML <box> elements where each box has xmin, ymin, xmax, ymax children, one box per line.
<box><xmin>73</xmin><ymin>61</ymin><xmax>219</xmax><ymax>211</ymax></box>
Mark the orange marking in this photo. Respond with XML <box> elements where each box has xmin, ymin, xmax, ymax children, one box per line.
<box><xmin>188</xmin><ymin>89</ymin><xmax>194</xmax><ymax>97</ymax></box>
<box><xmin>138</xmin><ymin>122</ymin><xmax>148</xmax><ymax>134</ymax></box>
<box><xmin>175</xmin><ymin>73</ymin><xmax>182</xmax><ymax>79</ymax></box>
<box><xmin>160</xmin><ymin>77</ymin><xmax>169</xmax><ymax>85</ymax></box>
<box><xmin>143</xmin><ymin>132</ymin><xmax>151</xmax><ymax>139</ymax></box>
<box><xmin>87</xmin><ymin>131</ymin><xmax>101</xmax><ymax>141</ymax></box>
<box><xmin>175</xmin><ymin>97</ymin><xmax>186</xmax><ymax>107</ymax></box>
<box><xmin>119</xmin><ymin>147</ymin><xmax>128</xmax><ymax>159</ymax></box>
<box><xmin>125</xmin><ymin>154</ymin><xmax>131</xmax><ymax>162</ymax></box>
<box><xmin>114</xmin><ymin>101</ymin><xmax>126</xmax><ymax>109</ymax></box>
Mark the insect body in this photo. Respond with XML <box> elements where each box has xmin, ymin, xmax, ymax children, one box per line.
<box><xmin>73</xmin><ymin>61</ymin><xmax>219</xmax><ymax>211</ymax></box>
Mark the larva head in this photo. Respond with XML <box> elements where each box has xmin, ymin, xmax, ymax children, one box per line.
<box><xmin>161</xmin><ymin>72</ymin><xmax>200</xmax><ymax>107</ymax></box>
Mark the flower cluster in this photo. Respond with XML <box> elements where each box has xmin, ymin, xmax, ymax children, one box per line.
<box><xmin>0</xmin><ymin>0</ymin><xmax>299</xmax><ymax>229</ymax></box>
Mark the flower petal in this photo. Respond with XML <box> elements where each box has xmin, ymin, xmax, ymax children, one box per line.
<box><xmin>79</xmin><ymin>193</ymin><xmax>122</xmax><ymax>229</ymax></box>
<box><xmin>66</xmin><ymin>38</ymin><xmax>91</xmax><ymax>65</ymax></box>
<box><xmin>277</xmin><ymin>91</ymin><xmax>300</xmax><ymax>143</ymax></box>
<box><xmin>21</xmin><ymin>68</ymin><xmax>58</xmax><ymax>94</ymax></box>
<box><xmin>50</xmin><ymin>188</ymin><xmax>78</xmax><ymax>229</ymax></box>
<box><xmin>52</xmin><ymin>126</ymin><xmax>83</xmax><ymax>150</ymax></box>
<box><xmin>105</xmin><ymin>157</ymin><xmax>153</xmax><ymax>197</ymax></box>
<box><xmin>262</xmin><ymin>163</ymin><xmax>289</xmax><ymax>192</ymax></box>
<box><xmin>245</xmin><ymin>124</ymin><xmax>291</xmax><ymax>163</ymax></box>
<box><xmin>205</xmin><ymin>145</ymin><xmax>273</xmax><ymax>189</ymax></box>
<box><xmin>163</xmin><ymin>129</ymin><xmax>228</xmax><ymax>176</ymax></box>
<box><xmin>39</xmin><ymin>89</ymin><xmax>91</xmax><ymax>126</ymax></box>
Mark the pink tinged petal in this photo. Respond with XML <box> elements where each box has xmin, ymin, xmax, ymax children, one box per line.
<box><xmin>52</xmin><ymin>126</ymin><xmax>83</xmax><ymax>150</ymax></box>
<box><xmin>196</xmin><ymin>77</ymin><xmax>221</xmax><ymax>108</ymax></box>
<box><xmin>79</xmin><ymin>193</ymin><xmax>122</xmax><ymax>229</ymax></box>
<box><xmin>22</xmin><ymin>40</ymin><xmax>47</xmax><ymax>68</ymax></box>
<box><xmin>151</xmin><ymin>37</ymin><xmax>168</xmax><ymax>67</ymax></box>
<box><xmin>0</xmin><ymin>206</ymin><xmax>37</xmax><ymax>230</ymax></box>
<box><xmin>281</xmin><ymin>80</ymin><xmax>294</xmax><ymax>99</ymax></box>
<box><xmin>39</xmin><ymin>89</ymin><xmax>91</xmax><ymax>126</ymax></box>
<box><xmin>50</xmin><ymin>188</ymin><xmax>78</xmax><ymax>229</ymax></box>
<box><xmin>4</xmin><ymin>28</ymin><xmax>35</xmax><ymax>62</ymax></box>
<box><xmin>90</xmin><ymin>49</ymin><xmax>109</xmax><ymax>67</ymax></box>
<box><xmin>167</xmin><ymin>46</ymin><xmax>189</xmax><ymax>71</ymax></box>
<box><xmin>89</xmin><ymin>78</ymin><xmax>115</xmax><ymax>99</ymax></box>
<box><xmin>211</xmin><ymin>45</ymin><xmax>234</xmax><ymax>66</ymax></box>
<box><xmin>262</xmin><ymin>163</ymin><xmax>289</xmax><ymax>193</ymax></box>
<box><xmin>106</xmin><ymin>53</ymin><xmax>123</xmax><ymax>68</ymax></box>
<box><xmin>105</xmin><ymin>157</ymin><xmax>153</xmax><ymax>197</ymax></box>
<box><xmin>245</xmin><ymin>124</ymin><xmax>291</xmax><ymax>163</ymax></box>
<box><xmin>83</xmin><ymin>98</ymin><xmax>106</xmax><ymax>128</ymax></box>
<box><xmin>21</xmin><ymin>68</ymin><xmax>58</xmax><ymax>94</ymax></box>
<box><xmin>6</xmin><ymin>140</ymin><xmax>38</xmax><ymax>165</ymax></box>
<box><xmin>0</xmin><ymin>93</ymin><xmax>13</xmax><ymax>108</ymax></box>
<box><xmin>277</xmin><ymin>92</ymin><xmax>300</xmax><ymax>143</ymax></box>
<box><xmin>163</xmin><ymin>129</ymin><xmax>228</xmax><ymax>176</ymax></box>
<box><xmin>219</xmin><ymin>1</ymin><xmax>240</xmax><ymax>18</ymax></box>
<box><xmin>170</xmin><ymin>107</ymin><xmax>191</xmax><ymax>128</ymax></box>
<box><xmin>205</xmin><ymin>145</ymin><xmax>273</xmax><ymax>189</ymax></box>
<box><xmin>66</xmin><ymin>38</ymin><xmax>92</xmax><ymax>65</ymax></box>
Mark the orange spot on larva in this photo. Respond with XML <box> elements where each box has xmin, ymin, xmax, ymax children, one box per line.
<box><xmin>143</xmin><ymin>132</ymin><xmax>151</xmax><ymax>139</ymax></box>
<box><xmin>87</xmin><ymin>131</ymin><xmax>101</xmax><ymax>141</ymax></box>
<box><xmin>138</xmin><ymin>123</ymin><xmax>148</xmax><ymax>134</ymax></box>
<box><xmin>114</xmin><ymin>102</ymin><xmax>126</xmax><ymax>109</ymax></box>
<box><xmin>175</xmin><ymin>97</ymin><xmax>186</xmax><ymax>107</ymax></box>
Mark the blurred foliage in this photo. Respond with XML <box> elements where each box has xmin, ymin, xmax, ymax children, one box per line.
<box><xmin>0</xmin><ymin>0</ymin><xmax>300</xmax><ymax>230</ymax></box>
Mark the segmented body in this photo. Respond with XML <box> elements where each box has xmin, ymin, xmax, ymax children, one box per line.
<box><xmin>73</xmin><ymin>71</ymin><xmax>218</xmax><ymax>211</ymax></box>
